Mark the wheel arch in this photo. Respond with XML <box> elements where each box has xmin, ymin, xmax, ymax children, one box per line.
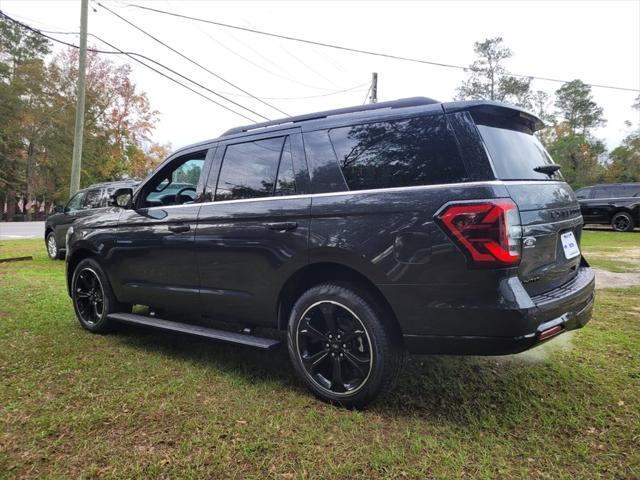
<box><xmin>66</xmin><ymin>248</ymin><xmax>98</xmax><ymax>296</ymax></box>
<box><xmin>276</xmin><ymin>262</ymin><xmax>401</xmax><ymax>335</ymax></box>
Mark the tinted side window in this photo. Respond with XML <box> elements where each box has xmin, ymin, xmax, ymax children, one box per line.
<box><xmin>328</xmin><ymin>115</ymin><xmax>466</xmax><ymax>191</ymax></box>
<box><xmin>575</xmin><ymin>188</ymin><xmax>591</xmax><ymax>199</ymax></box>
<box><xmin>622</xmin><ymin>185</ymin><xmax>640</xmax><ymax>197</ymax></box>
<box><xmin>82</xmin><ymin>189</ymin><xmax>103</xmax><ymax>209</ymax></box>
<box><xmin>216</xmin><ymin>137</ymin><xmax>285</xmax><ymax>201</ymax></box>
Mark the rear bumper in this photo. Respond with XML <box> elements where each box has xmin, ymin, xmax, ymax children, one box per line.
<box><xmin>390</xmin><ymin>265</ymin><xmax>595</xmax><ymax>355</ymax></box>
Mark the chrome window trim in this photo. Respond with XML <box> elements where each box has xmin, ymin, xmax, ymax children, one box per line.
<box><xmin>141</xmin><ymin>180</ymin><xmax>568</xmax><ymax>211</ymax></box>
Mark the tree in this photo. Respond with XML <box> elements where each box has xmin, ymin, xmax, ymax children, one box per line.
<box><xmin>0</xmin><ymin>16</ymin><xmax>51</xmax><ymax>219</ymax></box>
<box><xmin>554</xmin><ymin>80</ymin><xmax>605</xmax><ymax>135</ymax></box>
<box><xmin>546</xmin><ymin>130</ymin><xmax>605</xmax><ymax>187</ymax></box>
<box><xmin>605</xmin><ymin>95</ymin><xmax>640</xmax><ymax>182</ymax></box>
<box><xmin>456</xmin><ymin>37</ymin><xmax>546</xmax><ymax>110</ymax></box>
<box><xmin>1</xmin><ymin>15</ymin><xmax>164</xmax><ymax>219</ymax></box>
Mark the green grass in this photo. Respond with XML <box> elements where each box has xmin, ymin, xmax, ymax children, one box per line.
<box><xmin>580</xmin><ymin>230</ymin><xmax>640</xmax><ymax>273</ymax></box>
<box><xmin>1</xmin><ymin>236</ymin><xmax>639</xmax><ymax>479</ymax></box>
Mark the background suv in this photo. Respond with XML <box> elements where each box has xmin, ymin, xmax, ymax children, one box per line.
<box><xmin>65</xmin><ymin>97</ymin><xmax>594</xmax><ymax>407</ymax></box>
<box><xmin>575</xmin><ymin>183</ymin><xmax>640</xmax><ymax>232</ymax></box>
<box><xmin>44</xmin><ymin>180</ymin><xmax>138</xmax><ymax>259</ymax></box>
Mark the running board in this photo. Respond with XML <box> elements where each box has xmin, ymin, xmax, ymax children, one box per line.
<box><xmin>107</xmin><ymin>312</ymin><xmax>280</xmax><ymax>350</ymax></box>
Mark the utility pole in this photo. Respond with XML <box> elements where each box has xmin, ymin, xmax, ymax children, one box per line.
<box><xmin>69</xmin><ymin>0</ymin><xmax>89</xmax><ymax>196</ymax></box>
<box><xmin>369</xmin><ymin>72</ymin><xmax>378</xmax><ymax>104</ymax></box>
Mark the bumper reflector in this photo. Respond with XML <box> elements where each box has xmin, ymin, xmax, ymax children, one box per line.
<box><xmin>539</xmin><ymin>325</ymin><xmax>563</xmax><ymax>341</ymax></box>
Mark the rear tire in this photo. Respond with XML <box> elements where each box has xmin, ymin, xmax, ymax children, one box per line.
<box><xmin>611</xmin><ymin>211</ymin><xmax>634</xmax><ymax>232</ymax></box>
<box><xmin>71</xmin><ymin>258</ymin><xmax>130</xmax><ymax>333</ymax></box>
<box><xmin>46</xmin><ymin>232</ymin><xmax>64</xmax><ymax>260</ymax></box>
<box><xmin>287</xmin><ymin>282</ymin><xmax>406</xmax><ymax>408</ymax></box>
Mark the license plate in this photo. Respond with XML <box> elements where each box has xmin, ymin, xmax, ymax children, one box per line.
<box><xmin>561</xmin><ymin>231</ymin><xmax>580</xmax><ymax>259</ymax></box>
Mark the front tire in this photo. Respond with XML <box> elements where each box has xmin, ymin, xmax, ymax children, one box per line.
<box><xmin>611</xmin><ymin>211</ymin><xmax>634</xmax><ymax>232</ymax></box>
<box><xmin>287</xmin><ymin>282</ymin><xmax>406</xmax><ymax>408</ymax></box>
<box><xmin>46</xmin><ymin>232</ymin><xmax>64</xmax><ymax>260</ymax></box>
<box><xmin>71</xmin><ymin>258</ymin><xmax>129</xmax><ymax>333</ymax></box>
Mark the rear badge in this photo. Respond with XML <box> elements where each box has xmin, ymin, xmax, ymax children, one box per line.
<box><xmin>523</xmin><ymin>236</ymin><xmax>537</xmax><ymax>248</ymax></box>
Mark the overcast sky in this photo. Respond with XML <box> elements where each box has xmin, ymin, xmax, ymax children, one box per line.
<box><xmin>3</xmin><ymin>0</ymin><xmax>639</xmax><ymax>151</ymax></box>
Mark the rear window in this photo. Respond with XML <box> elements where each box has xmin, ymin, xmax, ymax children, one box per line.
<box><xmin>476</xmin><ymin>123</ymin><xmax>561</xmax><ymax>181</ymax></box>
<box><xmin>328</xmin><ymin>115</ymin><xmax>467</xmax><ymax>191</ymax></box>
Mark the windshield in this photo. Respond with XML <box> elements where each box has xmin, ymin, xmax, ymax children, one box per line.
<box><xmin>477</xmin><ymin>124</ymin><xmax>562</xmax><ymax>181</ymax></box>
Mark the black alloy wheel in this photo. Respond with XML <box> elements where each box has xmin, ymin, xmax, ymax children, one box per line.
<box><xmin>73</xmin><ymin>267</ymin><xmax>105</xmax><ymax>326</ymax></box>
<box><xmin>287</xmin><ymin>282</ymin><xmax>406</xmax><ymax>408</ymax></box>
<box><xmin>611</xmin><ymin>212</ymin><xmax>634</xmax><ymax>232</ymax></box>
<box><xmin>295</xmin><ymin>300</ymin><xmax>373</xmax><ymax>396</ymax></box>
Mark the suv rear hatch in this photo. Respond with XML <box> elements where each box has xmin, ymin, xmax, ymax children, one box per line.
<box><xmin>472</xmin><ymin>108</ymin><xmax>583</xmax><ymax>296</ymax></box>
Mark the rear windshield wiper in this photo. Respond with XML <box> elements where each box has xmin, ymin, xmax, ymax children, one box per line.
<box><xmin>533</xmin><ymin>164</ymin><xmax>561</xmax><ymax>177</ymax></box>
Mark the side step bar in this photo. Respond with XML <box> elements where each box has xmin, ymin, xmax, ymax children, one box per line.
<box><xmin>107</xmin><ymin>313</ymin><xmax>281</xmax><ymax>350</ymax></box>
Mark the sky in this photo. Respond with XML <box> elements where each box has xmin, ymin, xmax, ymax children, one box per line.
<box><xmin>2</xmin><ymin>0</ymin><xmax>639</xmax><ymax>152</ymax></box>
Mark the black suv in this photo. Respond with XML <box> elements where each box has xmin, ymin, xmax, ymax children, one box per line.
<box><xmin>45</xmin><ymin>180</ymin><xmax>139</xmax><ymax>259</ymax></box>
<box><xmin>575</xmin><ymin>183</ymin><xmax>640</xmax><ymax>232</ymax></box>
<box><xmin>66</xmin><ymin>98</ymin><xmax>595</xmax><ymax>407</ymax></box>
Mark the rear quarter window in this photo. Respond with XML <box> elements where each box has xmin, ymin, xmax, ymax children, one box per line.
<box><xmin>328</xmin><ymin>115</ymin><xmax>467</xmax><ymax>191</ymax></box>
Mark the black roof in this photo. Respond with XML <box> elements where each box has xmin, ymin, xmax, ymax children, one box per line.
<box><xmin>221</xmin><ymin>97</ymin><xmax>439</xmax><ymax>137</ymax></box>
<box><xmin>172</xmin><ymin>97</ymin><xmax>544</xmax><ymax>156</ymax></box>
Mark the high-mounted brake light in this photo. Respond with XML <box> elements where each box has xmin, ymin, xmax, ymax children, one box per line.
<box><xmin>435</xmin><ymin>199</ymin><xmax>522</xmax><ymax>268</ymax></box>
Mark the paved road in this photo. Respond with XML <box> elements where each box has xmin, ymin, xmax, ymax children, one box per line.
<box><xmin>0</xmin><ymin>221</ymin><xmax>44</xmax><ymax>240</ymax></box>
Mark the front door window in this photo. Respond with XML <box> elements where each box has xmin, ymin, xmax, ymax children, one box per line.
<box><xmin>65</xmin><ymin>192</ymin><xmax>84</xmax><ymax>213</ymax></box>
<box><xmin>141</xmin><ymin>154</ymin><xmax>206</xmax><ymax>208</ymax></box>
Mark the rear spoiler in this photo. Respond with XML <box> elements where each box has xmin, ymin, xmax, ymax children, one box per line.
<box><xmin>442</xmin><ymin>100</ymin><xmax>545</xmax><ymax>132</ymax></box>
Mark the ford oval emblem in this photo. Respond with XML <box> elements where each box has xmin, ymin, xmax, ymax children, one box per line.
<box><xmin>523</xmin><ymin>236</ymin><xmax>537</xmax><ymax>248</ymax></box>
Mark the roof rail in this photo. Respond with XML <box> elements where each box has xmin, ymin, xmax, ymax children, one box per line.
<box><xmin>221</xmin><ymin>96</ymin><xmax>439</xmax><ymax>137</ymax></box>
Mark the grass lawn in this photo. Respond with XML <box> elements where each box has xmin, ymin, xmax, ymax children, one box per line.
<box><xmin>1</xmin><ymin>233</ymin><xmax>639</xmax><ymax>479</ymax></box>
<box><xmin>581</xmin><ymin>229</ymin><xmax>640</xmax><ymax>273</ymax></box>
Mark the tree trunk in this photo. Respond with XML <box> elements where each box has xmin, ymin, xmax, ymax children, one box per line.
<box><xmin>25</xmin><ymin>140</ymin><xmax>37</xmax><ymax>221</ymax></box>
<box><xmin>6</xmin><ymin>188</ymin><xmax>16</xmax><ymax>221</ymax></box>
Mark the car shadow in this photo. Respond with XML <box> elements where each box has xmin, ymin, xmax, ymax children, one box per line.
<box><xmin>112</xmin><ymin>322</ymin><xmax>583</xmax><ymax>424</ymax></box>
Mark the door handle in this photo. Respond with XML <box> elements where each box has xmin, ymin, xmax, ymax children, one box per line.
<box><xmin>168</xmin><ymin>224</ymin><xmax>190</xmax><ymax>233</ymax></box>
<box><xmin>264</xmin><ymin>221</ymin><xmax>298</xmax><ymax>232</ymax></box>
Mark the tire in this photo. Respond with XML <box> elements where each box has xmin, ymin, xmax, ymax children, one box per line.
<box><xmin>71</xmin><ymin>257</ymin><xmax>129</xmax><ymax>333</ymax></box>
<box><xmin>611</xmin><ymin>211</ymin><xmax>634</xmax><ymax>232</ymax></box>
<box><xmin>45</xmin><ymin>232</ymin><xmax>64</xmax><ymax>260</ymax></box>
<box><xmin>287</xmin><ymin>282</ymin><xmax>406</xmax><ymax>408</ymax></box>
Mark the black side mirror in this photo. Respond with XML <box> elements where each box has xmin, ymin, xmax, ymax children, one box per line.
<box><xmin>54</xmin><ymin>205</ymin><xmax>64</xmax><ymax>214</ymax></box>
<box><xmin>110</xmin><ymin>187</ymin><xmax>134</xmax><ymax>208</ymax></box>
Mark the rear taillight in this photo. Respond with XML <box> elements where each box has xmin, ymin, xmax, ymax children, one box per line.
<box><xmin>435</xmin><ymin>199</ymin><xmax>522</xmax><ymax>268</ymax></box>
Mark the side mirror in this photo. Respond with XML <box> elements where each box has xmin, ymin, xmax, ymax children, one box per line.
<box><xmin>54</xmin><ymin>205</ymin><xmax>64</xmax><ymax>214</ymax></box>
<box><xmin>110</xmin><ymin>187</ymin><xmax>134</xmax><ymax>208</ymax></box>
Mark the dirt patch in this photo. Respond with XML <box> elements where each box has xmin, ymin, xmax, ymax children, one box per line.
<box><xmin>594</xmin><ymin>268</ymin><xmax>640</xmax><ymax>289</ymax></box>
<box><xmin>590</xmin><ymin>248</ymin><xmax>640</xmax><ymax>261</ymax></box>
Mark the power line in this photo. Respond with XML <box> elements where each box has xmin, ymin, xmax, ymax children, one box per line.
<box><xmin>198</xmin><ymin>25</ymin><xmax>345</xmax><ymax>92</ymax></box>
<box><xmin>218</xmin><ymin>83</ymin><xmax>369</xmax><ymax>100</ymax></box>
<box><xmin>91</xmin><ymin>36</ymin><xmax>261</xmax><ymax>123</ymax></box>
<box><xmin>94</xmin><ymin>1</ymin><xmax>289</xmax><ymax>117</ymax></box>
<box><xmin>0</xmin><ymin>11</ymin><xmax>260</xmax><ymax>122</ymax></box>
<box><xmin>126</xmin><ymin>3</ymin><xmax>640</xmax><ymax>93</ymax></box>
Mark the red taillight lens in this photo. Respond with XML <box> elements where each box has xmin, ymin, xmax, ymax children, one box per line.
<box><xmin>435</xmin><ymin>199</ymin><xmax>522</xmax><ymax>267</ymax></box>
